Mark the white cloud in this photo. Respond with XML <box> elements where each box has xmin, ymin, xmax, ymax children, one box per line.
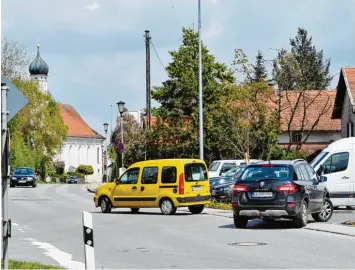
<box><xmin>85</xmin><ymin>1</ymin><xmax>100</xmax><ymax>11</ymax></box>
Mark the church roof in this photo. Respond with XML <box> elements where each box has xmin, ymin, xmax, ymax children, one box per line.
<box><xmin>29</xmin><ymin>45</ymin><xmax>49</xmax><ymax>76</ymax></box>
<box><xmin>58</xmin><ymin>103</ymin><xmax>105</xmax><ymax>139</ymax></box>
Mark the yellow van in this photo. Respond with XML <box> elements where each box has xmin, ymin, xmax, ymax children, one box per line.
<box><xmin>94</xmin><ymin>159</ymin><xmax>211</xmax><ymax>215</ymax></box>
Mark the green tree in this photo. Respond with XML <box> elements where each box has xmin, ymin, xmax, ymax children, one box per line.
<box><xmin>9</xmin><ymin>78</ymin><xmax>67</xmax><ymax>178</ymax></box>
<box><xmin>272</xmin><ymin>28</ymin><xmax>333</xmax><ymax>151</ymax></box>
<box><xmin>273</xmin><ymin>27</ymin><xmax>331</xmax><ymax>91</ymax></box>
<box><xmin>151</xmin><ymin>27</ymin><xmax>235</xmax><ymax>162</ymax></box>
<box><xmin>76</xmin><ymin>165</ymin><xmax>94</xmax><ymax>181</ymax></box>
<box><xmin>252</xmin><ymin>51</ymin><xmax>268</xmax><ymax>82</ymax></box>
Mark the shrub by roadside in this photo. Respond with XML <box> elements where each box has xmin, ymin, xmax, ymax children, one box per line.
<box><xmin>206</xmin><ymin>200</ymin><xmax>232</xmax><ymax>211</ymax></box>
<box><xmin>2</xmin><ymin>259</ymin><xmax>63</xmax><ymax>269</ymax></box>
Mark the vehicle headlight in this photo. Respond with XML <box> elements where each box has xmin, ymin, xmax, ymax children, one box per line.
<box><xmin>11</xmin><ymin>177</ymin><xmax>16</xmax><ymax>180</ymax></box>
<box><xmin>27</xmin><ymin>177</ymin><xmax>33</xmax><ymax>180</ymax></box>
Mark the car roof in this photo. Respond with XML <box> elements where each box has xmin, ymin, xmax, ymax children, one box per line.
<box><xmin>131</xmin><ymin>158</ymin><xmax>205</xmax><ymax>167</ymax></box>
<box><xmin>249</xmin><ymin>160</ymin><xmax>307</xmax><ymax>166</ymax></box>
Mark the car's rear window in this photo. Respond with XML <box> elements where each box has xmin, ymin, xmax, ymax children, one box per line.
<box><xmin>240</xmin><ymin>165</ymin><xmax>290</xmax><ymax>181</ymax></box>
<box><xmin>184</xmin><ymin>163</ymin><xmax>208</xmax><ymax>182</ymax></box>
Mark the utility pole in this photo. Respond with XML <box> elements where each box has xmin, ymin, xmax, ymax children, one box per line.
<box><xmin>198</xmin><ymin>0</ymin><xmax>204</xmax><ymax>160</ymax></box>
<box><xmin>145</xmin><ymin>30</ymin><xmax>151</xmax><ymax>130</ymax></box>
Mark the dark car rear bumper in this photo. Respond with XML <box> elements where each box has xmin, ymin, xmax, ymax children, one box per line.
<box><xmin>233</xmin><ymin>203</ymin><xmax>300</xmax><ymax>218</ymax></box>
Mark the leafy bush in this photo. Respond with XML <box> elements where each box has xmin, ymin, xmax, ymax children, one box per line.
<box><xmin>76</xmin><ymin>165</ymin><xmax>94</xmax><ymax>178</ymax></box>
<box><xmin>54</xmin><ymin>161</ymin><xmax>65</xmax><ymax>175</ymax></box>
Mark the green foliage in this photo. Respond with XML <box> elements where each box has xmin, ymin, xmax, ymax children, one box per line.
<box><xmin>273</xmin><ymin>27</ymin><xmax>331</xmax><ymax>90</ymax></box>
<box><xmin>270</xmin><ymin>145</ymin><xmax>308</xmax><ymax>160</ymax></box>
<box><xmin>252</xmin><ymin>51</ymin><xmax>268</xmax><ymax>82</ymax></box>
<box><xmin>76</xmin><ymin>165</ymin><xmax>94</xmax><ymax>176</ymax></box>
<box><xmin>150</xmin><ymin>27</ymin><xmax>235</xmax><ymax>162</ymax></box>
<box><xmin>8</xmin><ymin>78</ymin><xmax>67</xmax><ymax>178</ymax></box>
<box><xmin>207</xmin><ymin>200</ymin><xmax>232</xmax><ymax>211</ymax></box>
<box><xmin>3</xmin><ymin>259</ymin><xmax>63</xmax><ymax>269</ymax></box>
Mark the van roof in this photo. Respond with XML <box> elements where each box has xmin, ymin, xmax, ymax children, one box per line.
<box><xmin>130</xmin><ymin>158</ymin><xmax>206</xmax><ymax>167</ymax></box>
<box><xmin>325</xmin><ymin>137</ymin><xmax>355</xmax><ymax>151</ymax></box>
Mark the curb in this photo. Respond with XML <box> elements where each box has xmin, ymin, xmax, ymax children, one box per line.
<box><xmin>304</xmin><ymin>227</ymin><xmax>355</xmax><ymax>238</ymax></box>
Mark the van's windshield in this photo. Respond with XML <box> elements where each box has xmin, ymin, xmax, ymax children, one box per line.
<box><xmin>185</xmin><ymin>163</ymin><xmax>208</xmax><ymax>182</ymax></box>
<box><xmin>310</xmin><ymin>151</ymin><xmax>329</xmax><ymax>168</ymax></box>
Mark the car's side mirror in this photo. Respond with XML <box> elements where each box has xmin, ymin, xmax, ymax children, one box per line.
<box><xmin>319</xmin><ymin>175</ymin><xmax>327</xmax><ymax>182</ymax></box>
<box><xmin>316</xmin><ymin>165</ymin><xmax>324</xmax><ymax>176</ymax></box>
<box><xmin>115</xmin><ymin>178</ymin><xmax>120</xmax><ymax>185</ymax></box>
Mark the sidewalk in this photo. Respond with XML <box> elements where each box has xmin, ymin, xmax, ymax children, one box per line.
<box><xmin>305</xmin><ymin>222</ymin><xmax>355</xmax><ymax>237</ymax></box>
<box><xmin>203</xmin><ymin>207</ymin><xmax>355</xmax><ymax>236</ymax></box>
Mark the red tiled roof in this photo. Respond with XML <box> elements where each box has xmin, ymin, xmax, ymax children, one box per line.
<box><xmin>267</xmin><ymin>90</ymin><xmax>341</xmax><ymax>132</ymax></box>
<box><xmin>344</xmin><ymin>67</ymin><xmax>355</xmax><ymax>100</ymax></box>
<box><xmin>58</xmin><ymin>104</ymin><xmax>104</xmax><ymax>139</ymax></box>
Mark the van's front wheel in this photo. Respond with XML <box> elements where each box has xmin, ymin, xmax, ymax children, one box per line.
<box><xmin>188</xmin><ymin>205</ymin><xmax>204</xmax><ymax>214</ymax></box>
<box><xmin>160</xmin><ymin>198</ymin><xmax>177</xmax><ymax>215</ymax></box>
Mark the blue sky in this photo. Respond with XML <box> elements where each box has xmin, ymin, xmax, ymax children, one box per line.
<box><xmin>2</xmin><ymin>0</ymin><xmax>355</xmax><ymax>135</ymax></box>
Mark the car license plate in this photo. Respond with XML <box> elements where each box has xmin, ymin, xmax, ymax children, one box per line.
<box><xmin>212</xmin><ymin>190</ymin><xmax>216</xmax><ymax>195</ymax></box>
<box><xmin>252</xmin><ymin>192</ymin><xmax>273</xmax><ymax>198</ymax></box>
<box><xmin>192</xmin><ymin>186</ymin><xmax>202</xmax><ymax>191</ymax></box>
<box><xmin>18</xmin><ymin>180</ymin><xmax>26</xmax><ymax>183</ymax></box>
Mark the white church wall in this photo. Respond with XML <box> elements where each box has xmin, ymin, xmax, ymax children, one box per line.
<box><xmin>55</xmin><ymin>136</ymin><xmax>104</xmax><ymax>183</ymax></box>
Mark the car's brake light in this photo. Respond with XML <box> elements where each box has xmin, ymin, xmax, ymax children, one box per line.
<box><xmin>261</xmin><ymin>164</ymin><xmax>275</xmax><ymax>167</ymax></box>
<box><xmin>233</xmin><ymin>184</ymin><xmax>248</xmax><ymax>193</ymax></box>
<box><xmin>179</xmin><ymin>173</ymin><xmax>184</xmax><ymax>194</ymax></box>
<box><xmin>277</xmin><ymin>184</ymin><xmax>298</xmax><ymax>193</ymax></box>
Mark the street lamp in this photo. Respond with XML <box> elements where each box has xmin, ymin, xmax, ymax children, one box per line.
<box><xmin>103</xmin><ymin>123</ymin><xmax>109</xmax><ymax>183</ymax></box>
<box><xmin>117</xmin><ymin>101</ymin><xmax>125</xmax><ymax>169</ymax></box>
<box><xmin>198</xmin><ymin>0</ymin><xmax>203</xmax><ymax>160</ymax></box>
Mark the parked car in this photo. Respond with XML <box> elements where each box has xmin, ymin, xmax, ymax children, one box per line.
<box><xmin>210</xmin><ymin>165</ymin><xmax>245</xmax><ymax>188</ymax></box>
<box><xmin>211</xmin><ymin>182</ymin><xmax>235</xmax><ymax>202</ymax></box>
<box><xmin>231</xmin><ymin>160</ymin><xmax>333</xmax><ymax>228</ymax></box>
<box><xmin>10</xmin><ymin>167</ymin><xmax>37</xmax><ymax>188</ymax></box>
<box><xmin>68</xmin><ymin>176</ymin><xmax>78</xmax><ymax>184</ymax></box>
<box><xmin>208</xmin><ymin>160</ymin><xmax>242</xmax><ymax>178</ymax></box>
<box><xmin>310</xmin><ymin>137</ymin><xmax>355</xmax><ymax>210</ymax></box>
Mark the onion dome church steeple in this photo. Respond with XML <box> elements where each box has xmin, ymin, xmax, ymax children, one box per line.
<box><xmin>29</xmin><ymin>44</ymin><xmax>49</xmax><ymax>93</ymax></box>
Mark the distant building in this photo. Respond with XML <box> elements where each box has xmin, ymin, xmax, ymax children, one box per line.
<box><xmin>29</xmin><ymin>45</ymin><xmax>105</xmax><ymax>182</ymax></box>
<box><xmin>332</xmin><ymin>67</ymin><xmax>355</xmax><ymax>138</ymax></box>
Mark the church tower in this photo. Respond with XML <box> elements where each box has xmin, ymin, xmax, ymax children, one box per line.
<box><xmin>29</xmin><ymin>44</ymin><xmax>49</xmax><ymax>93</ymax></box>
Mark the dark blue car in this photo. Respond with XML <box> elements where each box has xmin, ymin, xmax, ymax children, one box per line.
<box><xmin>68</xmin><ymin>176</ymin><xmax>78</xmax><ymax>184</ymax></box>
<box><xmin>10</xmin><ymin>167</ymin><xmax>37</xmax><ymax>188</ymax></box>
<box><xmin>209</xmin><ymin>165</ymin><xmax>246</xmax><ymax>190</ymax></box>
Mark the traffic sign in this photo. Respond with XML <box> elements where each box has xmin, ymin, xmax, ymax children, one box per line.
<box><xmin>1</xmin><ymin>76</ymin><xmax>29</xmax><ymax>120</ymax></box>
<box><xmin>118</xmin><ymin>143</ymin><xmax>124</xmax><ymax>153</ymax></box>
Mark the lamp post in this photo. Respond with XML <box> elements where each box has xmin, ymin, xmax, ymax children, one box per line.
<box><xmin>117</xmin><ymin>101</ymin><xmax>125</xmax><ymax>168</ymax></box>
<box><xmin>198</xmin><ymin>0</ymin><xmax>203</xmax><ymax>160</ymax></box>
<box><xmin>103</xmin><ymin>122</ymin><xmax>109</xmax><ymax>183</ymax></box>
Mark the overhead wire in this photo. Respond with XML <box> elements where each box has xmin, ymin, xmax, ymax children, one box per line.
<box><xmin>150</xmin><ymin>39</ymin><xmax>169</xmax><ymax>76</ymax></box>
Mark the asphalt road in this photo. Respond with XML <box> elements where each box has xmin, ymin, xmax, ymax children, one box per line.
<box><xmin>7</xmin><ymin>184</ymin><xmax>355</xmax><ymax>269</ymax></box>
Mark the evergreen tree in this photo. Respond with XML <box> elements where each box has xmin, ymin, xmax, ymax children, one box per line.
<box><xmin>273</xmin><ymin>27</ymin><xmax>331</xmax><ymax>90</ymax></box>
<box><xmin>252</xmin><ymin>51</ymin><xmax>268</xmax><ymax>82</ymax></box>
<box><xmin>151</xmin><ymin>27</ymin><xmax>235</xmax><ymax>161</ymax></box>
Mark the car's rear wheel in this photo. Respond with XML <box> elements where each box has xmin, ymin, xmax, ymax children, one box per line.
<box><xmin>294</xmin><ymin>200</ymin><xmax>308</xmax><ymax>228</ymax></box>
<box><xmin>233</xmin><ymin>214</ymin><xmax>248</xmax><ymax>228</ymax></box>
<box><xmin>160</xmin><ymin>198</ymin><xmax>177</xmax><ymax>215</ymax></box>
<box><xmin>100</xmin><ymin>196</ymin><xmax>112</xmax><ymax>213</ymax></box>
<box><xmin>188</xmin><ymin>205</ymin><xmax>204</xmax><ymax>214</ymax></box>
<box><xmin>131</xmin><ymin>208</ymin><xmax>140</xmax><ymax>214</ymax></box>
<box><xmin>312</xmin><ymin>197</ymin><xmax>333</xmax><ymax>222</ymax></box>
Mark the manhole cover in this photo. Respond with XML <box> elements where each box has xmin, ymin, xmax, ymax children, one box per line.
<box><xmin>228</xmin><ymin>242</ymin><xmax>267</xmax><ymax>246</ymax></box>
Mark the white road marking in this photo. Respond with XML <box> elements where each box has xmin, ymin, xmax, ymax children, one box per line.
<box><xmin>25</xmin><ymin>238</ymin><xmax>85</xmax><ymax>269</ymax></box>
<box><xmin>12</xmin><ymin>222</ymin><xmax>19</xmax><ymax>226</ymax></box>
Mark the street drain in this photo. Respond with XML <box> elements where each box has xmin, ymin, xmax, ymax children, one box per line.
<box><xmin>228</xmin><ymin>242</ymin><xmax>267</xmax><ymax>246</ymax></box>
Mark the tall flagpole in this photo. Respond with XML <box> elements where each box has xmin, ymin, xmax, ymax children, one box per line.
<box><xmin>198</xmin><ymin>0</ymin><xmax>204</xmax><ymax>160</ymax></box>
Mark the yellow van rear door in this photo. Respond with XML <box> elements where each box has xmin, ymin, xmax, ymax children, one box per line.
<box><xmin>182</xmin><ymin>162</ymin><xmax>210</xmax><ymax>196</ymax></box>
<box><xmin>139</xmin><ymin>166</ymin><xmax>159</xmax><ymax>207</ymax></box>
